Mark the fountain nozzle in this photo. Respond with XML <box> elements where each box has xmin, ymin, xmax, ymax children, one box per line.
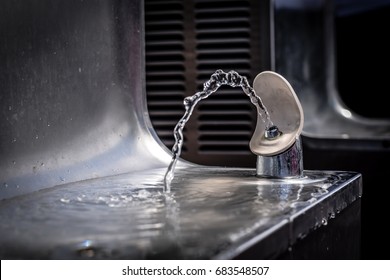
<box><xmin>249</xmin><ymin>71</ymin><xmax>304</xmax><ymax>178</ymax></box>
<box><xmin>264</xmin><ymin>125</ymin><xmax>282</xmax><ymax>139</ymax></box>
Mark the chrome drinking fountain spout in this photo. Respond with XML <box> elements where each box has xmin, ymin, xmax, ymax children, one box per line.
<box><xmin>249</xmin><ymin>71</ymin><xmax>304</xmax><ymax>178</ymax></box>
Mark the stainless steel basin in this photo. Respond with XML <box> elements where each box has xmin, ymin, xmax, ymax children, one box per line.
<box><xmin>0</xmin><ymin>0</ymin><xmax>362</xmax><ymax>259</ymax></box>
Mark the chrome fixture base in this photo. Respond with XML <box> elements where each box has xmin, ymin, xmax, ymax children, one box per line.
<box><xmin>256</xmin><ymin>137</ymin><xmax>303</xmax><ymax>178</ymax></box>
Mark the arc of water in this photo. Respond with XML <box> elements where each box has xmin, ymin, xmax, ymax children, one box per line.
<box><xmin>164</xmin><ymin>69</ymin><xmax>273</xmax><ymax>192</ymax></box>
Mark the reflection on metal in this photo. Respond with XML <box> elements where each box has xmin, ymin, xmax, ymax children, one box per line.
<box><xmin>256</xmin><ymin>137</ymin><xmax>303</xmax><ymax>178</ymax></box>
<box><xmin>273</xmin><ymin>0</ymin><xmax>390</xmax><ymax>141</ymax></box>
<box><xmin>0</xmin><ymin>0</ymin><xmax>172</xmax><ymax>200</ymax></box>
<box><xmin>0</xmin><ymin>167</ymin><xmax>362</xmax><ymax>259</ymax></box>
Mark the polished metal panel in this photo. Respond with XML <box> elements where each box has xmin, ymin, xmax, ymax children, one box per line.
<box><xmin>273</xmin><ymin>0</ymin><xmax>390</xmax><ymax>141</ymax></box>
<box><xmin>0</xmin><ymin>0</ymin><xmax>172</xmax><ymax>200</ymax></box>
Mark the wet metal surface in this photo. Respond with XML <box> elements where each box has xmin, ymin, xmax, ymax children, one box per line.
<box><xmin>0</xmin><ymin>167</ymin><xmax>361</xmax><ymax>259</ymax></box>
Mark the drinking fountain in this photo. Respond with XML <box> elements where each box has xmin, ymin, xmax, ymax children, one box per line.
<box><xmin>0</xmin><ymin>0</ymin><xmax>362</xmax><ymax>259</ymax></box>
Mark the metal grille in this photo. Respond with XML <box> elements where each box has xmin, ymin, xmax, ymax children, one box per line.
<box><xmin>144</xmin><ymin>0</ymin><xmax>270</xmax><ymax>167</ymax></box>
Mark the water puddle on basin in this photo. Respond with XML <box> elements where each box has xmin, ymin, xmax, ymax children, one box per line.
<box><xmin>0</xmin><ymin>166</ymin><xmax>344</xmax><ymax>259</ymax></box>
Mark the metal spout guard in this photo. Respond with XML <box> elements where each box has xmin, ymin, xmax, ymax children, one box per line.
<box><xmin>250</xmin><ymin>71</ymin><xmax>304</xmax><ymax>178</ymax></box>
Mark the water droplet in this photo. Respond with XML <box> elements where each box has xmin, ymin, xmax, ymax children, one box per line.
<box><xmin>8</xmin><ymin>105</ymin><xmax>12</xmax><ymax>111</ymax></box>
<box><xmin>11</xmin><ymin>138</ymin><xmax>17</xmax><ymax>143</ymax></box>
<box><xmin>81</xmin><ymin>239</ymin><xmax>92</xmax><ymax>247</ymax></box>
<box><xmin>322</xmin><ymin>218</ymin><xmax>328</xmax><ymax>226</ymax></box>
<box><xmin>78</xmin><ymin>67</ymin><xmax>82</xmax><ymax>73</ymax></box>
<box><xmin>110</xmin><ymin>196</ymin><xmax>119</xmax><ymax>202</ymax></box>
<box><xmin>76</xmin><ymin>240</ymin><xmax>96</xmax><ymax>258</ymax></box>
<box><xmin>136</xmin><ymin>189</ymin><xmax>151</xmax><ymax>199</ymax></box>
<box><xmin>60</xmin><ymin>177</ymin><xmax>65</xmax><ymax>182</ymax></box>
<box><xmin>35</xmin><ymin>135</ymin><xmax>39</xmax><ymax>139</ymax></box>
<box><xmin>3</xmin><ymin>183</ymin><xmax>8</xmax><ymax>188</ymax></box>
<box><xmin>302</xmin><ymin>232</ymin><xmax>309</xmax><ymax>239</ymax></box>
<box><xmin>60</xmin><ymin>198</ymin><xmax>70</xmax><ymax>203</ymax></box>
